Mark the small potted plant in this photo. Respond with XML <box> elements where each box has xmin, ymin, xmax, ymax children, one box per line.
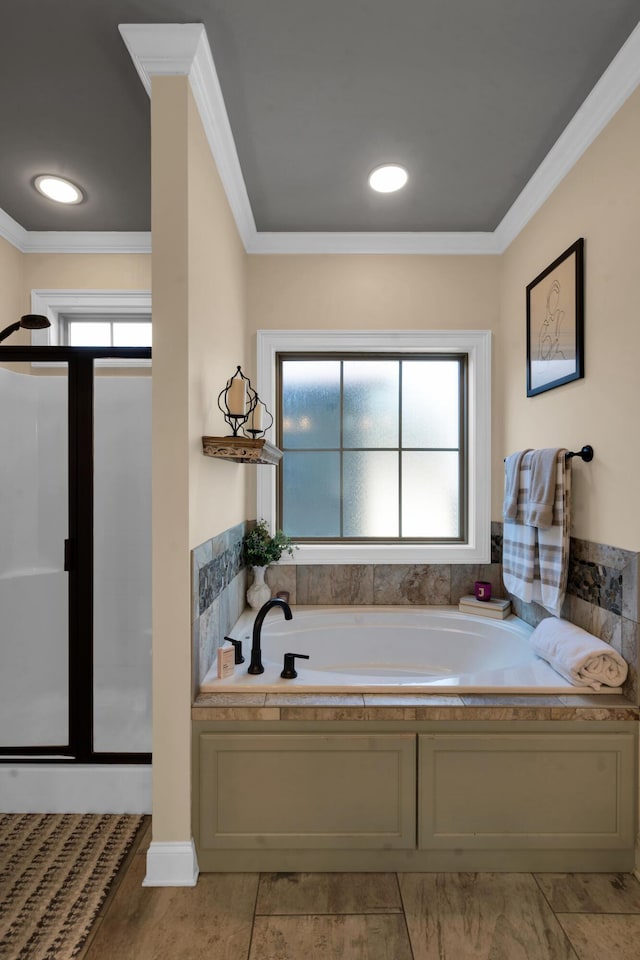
<box><xmin>243</xmin><ymin>519</ymin><xmax>295</xmax><ymax>609</ymax></box>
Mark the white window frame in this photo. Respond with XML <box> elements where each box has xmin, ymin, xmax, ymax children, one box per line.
<box><xmin>30</xmin><ymin>289</ymin><xmax>152</xmax><ymax>366</ymax></box>
<box><xmin>256</xmin><ymin>329</ymin><xmax>491</xmax><ymax>564</ymax></box>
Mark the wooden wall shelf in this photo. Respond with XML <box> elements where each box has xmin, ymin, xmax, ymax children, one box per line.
<box><xmin>202</xmin><ymin>436</ymin><xmax>283</xmax><ymax>465</ymax></box>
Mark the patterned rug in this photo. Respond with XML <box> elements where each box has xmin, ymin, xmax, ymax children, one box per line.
<box><xmin>0</xmin><ymin>813</ymin><xmax>144</xmax><ymax>960</ymax></box>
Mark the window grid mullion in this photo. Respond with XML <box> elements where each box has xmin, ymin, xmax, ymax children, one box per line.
<box><xmin>339</xmin><ymin>361</ymin><xmax>344</xmax><ymax>538</ymax></box>
<box><xmin>398</xmin><ymin>360</ymin><xmax>403</xmax><ymax>539</ymax></box>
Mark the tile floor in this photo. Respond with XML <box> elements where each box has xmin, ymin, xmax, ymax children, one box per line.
<box><xmin>76</xmin><ymin>822</ymin><xmax>640</xmax><ymax>960</ymax></box>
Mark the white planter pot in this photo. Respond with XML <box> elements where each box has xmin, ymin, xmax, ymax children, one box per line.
<box><xmin>246</xmin><ymin>565</ymin><xmax>271</xmax><ymax>609</ymax></box>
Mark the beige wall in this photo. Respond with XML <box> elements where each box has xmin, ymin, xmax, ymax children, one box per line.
<box><xmin>0</xmin><ymin>236</ymin><xmax>151</xmax><ymax>344</ymax></box>
<box><xmin>187</xmin><ymin>90</ymin><xmax>247</xmax><ymax>549</ymax></box>
<box><xmin>499</xmin><ymin>87</ymin><xmax>640</xmax><ymax>551</ymax></box>
<box><xmin>23</xmin><ymin>253</ymin><xmax>150</xmax><ymax>292</ymax></box>
<box><xmin>0</xmin><ymin>237</ymin><xmax>26</xmax><ymax>342</ymax></box>
<box><xmin>247</xmin><ymin>254</ymin><xmax>499</xmax><ymax>337</ymax></box>
<box><xmin>150</xmin><ymin>77</ymin><xmax>247</xmax><ymax>844</ymax></box>
<box><xmin>150</xmin><ymin>76</ymin><xmax>192</xmax><ymax>843</ymax></box>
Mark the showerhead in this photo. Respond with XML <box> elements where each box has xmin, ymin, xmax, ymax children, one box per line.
<box><xmin>0</xmin><ymin>314</ymin><xmax>51</xmax><ymax>343</ymax></box>
<box><xmin>19</xmin><ymin>314</ymin><xmax>50</xmax><ymax>330</ymax></box>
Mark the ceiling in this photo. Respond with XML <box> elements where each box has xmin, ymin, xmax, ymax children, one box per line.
<box><xmin>1</xmin><ymin>0</ymin><xmax>639</xmax><ymax>241</ymax></box>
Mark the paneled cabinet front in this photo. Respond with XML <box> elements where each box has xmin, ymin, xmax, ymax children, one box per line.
<box><xmin>198</xmin><ymin>733</ymin><xmax>416</xmax><ymax>850</ymax></box>
<box><xmin>418</xmin><ymin>732</ymin><xmax>635</xmax><ymax>852</ymax></box>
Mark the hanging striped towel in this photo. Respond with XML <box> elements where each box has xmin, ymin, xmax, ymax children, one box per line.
<box><xmin>502</xmin><ymin>449</ymin><xmax>571</xmax><ymax>616</ymax></box>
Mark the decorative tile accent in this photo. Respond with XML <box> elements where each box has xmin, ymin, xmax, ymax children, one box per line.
<box><xmin>621</xmin><ymin>618</ymin><xmax>638</xmax><ymax>704</ymax></box>
<box><xmin>373</xmin><ymin>565</ymin><xmax>450</xmax><ymax>605</ymax></box>
<box><xmin>567</xmin><ymin>558</ymin><xmax>622</xmax><ymax>615</ymax></box>
<box><xmin>191</xmin><ymin>523</ymin><xmax>248</xmax><ymax>694</ymax></box>
<box><xmin>490</xmin><ymin>521</ymin><xmax>503</xmax><ymax>564</ymax></box>
<box><xmin>622</xmin><ymin>553</ymin><xmax>639</xmax><ymax>623</ymax></box>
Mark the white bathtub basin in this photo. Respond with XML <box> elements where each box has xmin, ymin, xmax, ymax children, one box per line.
<box><xmin>200</xmin><ymin>605</ymin><xmax>622</xmax><ymax>695</ymax></box>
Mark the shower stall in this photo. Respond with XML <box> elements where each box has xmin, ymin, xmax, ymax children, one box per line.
<box><xmin>0</xmin><ymin>345</ymin><xmax>151</xmax><ymax>811</ymax></box>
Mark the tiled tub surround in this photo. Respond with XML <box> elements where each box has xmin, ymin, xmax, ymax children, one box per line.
<box><xmin>264</xmin><ymin>524</ymin><xmax>639</xmax><ymax>704</ymax></box>
<box><xmin>192</xmin><ymin>526</ymin><xmax>639</xmax><ymax>875</ymax></box>
<box><xmin>191</xmin><ymin>523</ymin><xmax>247</xmax><ymax>697</ymax></box>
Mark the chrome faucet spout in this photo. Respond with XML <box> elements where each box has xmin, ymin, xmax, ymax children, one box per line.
<box><xmin>248</xmin><ymin>597</ymin><xmax>293</xmax><ymax>675</ymax></box>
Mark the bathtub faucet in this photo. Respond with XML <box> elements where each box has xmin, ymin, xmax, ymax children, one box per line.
<box><xmin>248</xmin><ymin>597</ymin><xmax>293</xmax><ymax>675</ymax></box>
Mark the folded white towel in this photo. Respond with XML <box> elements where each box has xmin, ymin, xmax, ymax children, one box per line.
<box><xmin>530</xmin><ymin>616</ymin><xmax>628</xmax><ymax>689</ymax></box>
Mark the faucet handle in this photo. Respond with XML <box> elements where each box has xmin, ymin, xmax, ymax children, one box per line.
<box><xmin>224</xmin><ymin>636</ymin><xmax>245</xmax><ymax>664</ymax></box>
<box><xmin>280</xmin><ymin>652</ymin><xmax>310</xmax><ymax>679</ymax></box>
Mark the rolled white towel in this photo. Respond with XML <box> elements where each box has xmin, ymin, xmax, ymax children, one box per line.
<box><xmin>530</xmin><ymin>616</ymin><xmax>628</xmax><ymax>689</ymax></box>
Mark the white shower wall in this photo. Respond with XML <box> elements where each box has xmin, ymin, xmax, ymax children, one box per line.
<box><xmin>0</xmin><ymin>367</ymin><xmax>68</xmax><ymax>746</ymax></box>
<box><xmin>0</xmin><ymin>365</ymin><xmax>151</xmax><ymax>811</ymax></box>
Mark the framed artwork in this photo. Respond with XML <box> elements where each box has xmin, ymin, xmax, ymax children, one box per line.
<box><xmin>526</xmin><ymin>237</ymin><xmax>584</xmax><ymax>397</ymax></box>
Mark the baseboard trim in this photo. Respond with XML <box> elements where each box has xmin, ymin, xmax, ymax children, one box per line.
<box><xmin>143</xmin><ymin>839</ymin><xmax>199</xmax><ymax>887</ymax></box>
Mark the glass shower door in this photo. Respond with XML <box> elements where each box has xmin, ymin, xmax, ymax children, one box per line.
<box><xmin>0</xmin><ymin>362</ymin><xmax>69</xmax><ymax>750</ymax></box>
<box><xmin>92</xmin><ymin>372</ymin><xmax>152</xmax><ymax>753</ymax></box>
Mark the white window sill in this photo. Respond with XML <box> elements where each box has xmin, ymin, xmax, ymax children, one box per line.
<box><xmin>277</xmin><ymin>540</ymin><xmax>491</xmax><ymax>565</ymax></box>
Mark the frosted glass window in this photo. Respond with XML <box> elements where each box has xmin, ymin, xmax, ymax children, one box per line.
<box><xmin>67</xmin><ymin>319</ymin><xmax>152</xmax><ymax>347</ymax></box>
<box><xmin>282</xmin><ymin>361</ymin><xmax>340</xmax><ymax>449</ymax></box>
<box><xmin>343</xmin><ymin>452</ymin><xmax>398</xmax><ymax>536</ymax></box>
<box><xmin>402</xmin><ymin>361</ymin><xmax>459</xmax><ymax>448</ymax></box>
<box><xmin>283</xmin><ymin>452</ymin><xmax>340</xmax><ymax>537</ymax></box>
<box><xmin>69</xmin><ymin>322</ymin><xmax>111</xmax><ymax>346</ymax></box>
<box><xmin>113</xmin><ymin>322</ymin><xmax>152</xmax><ymax>346</ymax></box>
<box><xmin>279</xmin><ymin>355</ymin><xmax>465</xmax><ymax>542</ymax></box>
<box><xmin>343</xmin><ymin>361</ymin><xmax>398</xmax><ymax>448</ymax></box>
<box><xmin>402</xmin><ymin>452</ymin><xmax>460</xmax><ymax>537</ymax></box>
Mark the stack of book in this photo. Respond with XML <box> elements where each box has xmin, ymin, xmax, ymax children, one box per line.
<box><xmin>458</xmin><ymin>595</ymin><xmax>512</xmax><ymax>619</ymax></box>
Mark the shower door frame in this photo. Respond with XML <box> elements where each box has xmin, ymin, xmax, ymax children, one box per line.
<box><xmin>0</xmin><ymin>345</ymin><xmax>152</xmax><ymax>765</ymax></box>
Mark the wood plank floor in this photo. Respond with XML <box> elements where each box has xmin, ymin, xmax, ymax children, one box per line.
<box><xmin>64</xmin><ymin>824</ymin><xmax>640</xmax><ymax>959</ymax></box>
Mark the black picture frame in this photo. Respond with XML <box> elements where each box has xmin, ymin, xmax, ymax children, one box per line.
<box><xmin>526</xmin><ymin>237</ymin><xmax>584</xmax><ymax>397</ymax></box>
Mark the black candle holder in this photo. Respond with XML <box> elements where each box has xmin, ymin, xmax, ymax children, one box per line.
<box><xmin>217</xmin><ymin>366</ymin><xmax>275</xmax><ymax>440</ymax></box>
<box><xmin>217</xmin><ymin>366</ymin><xmax>257</xmax><ymax>437</ymax></box>
<box><xmin>244</xmin><ymin>396</ymin><xmax>274</xmax><ymax>440</ymax></box>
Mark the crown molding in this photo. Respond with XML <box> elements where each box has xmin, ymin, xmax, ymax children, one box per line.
<box><xmin>247</xmin><ymin>230</ymin><xmax>500</xmax><ymax>255</ymax></box>
<box><xmin>3</xmin><ymin>21</ymin><xmax>639</xmax><ymax>257</ymax></box>
<box><xmin>0</xmin><ymin>207</ymin><xmax>29</xmax><ymax>250</ymax></box>
<box><xmin>0</xmin><ymin>207</ymin><xmax>151</xmax><ymax>254</ymax></box>
<box><xmin>119</xmin><ymin>22</ymin><xmax>256</xmax><ymax>248</ymax></box>
<box><xmin>494</xmin><ymin>21</ymin><xmax>640</xmax><ymax>252</ymax></box>
<box><xmin>23</xmin><ymin>232</ymin><xmax>151</xmax><ymax>254</ymax></box>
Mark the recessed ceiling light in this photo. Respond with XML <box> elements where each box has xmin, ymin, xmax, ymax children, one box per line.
<box><xmin>368</xmin><ymin>164</ymin><xmax>408</xmax><ymax>194</ymax></box>
<box><xmin>34</xmin><ymin>174</ymin><xmax>84</xmax><ymax>205</ymax></box>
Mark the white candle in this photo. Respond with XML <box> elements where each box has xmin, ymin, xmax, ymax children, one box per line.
<box><xmin>250</xmin><ymin>403</ymin><xmax>263</xmax><ymax>431</ymax></box>
<box><xmin>227</xmin><ymin>378</ymin><xmax>246</xmax><ymax>415</ymax></box>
